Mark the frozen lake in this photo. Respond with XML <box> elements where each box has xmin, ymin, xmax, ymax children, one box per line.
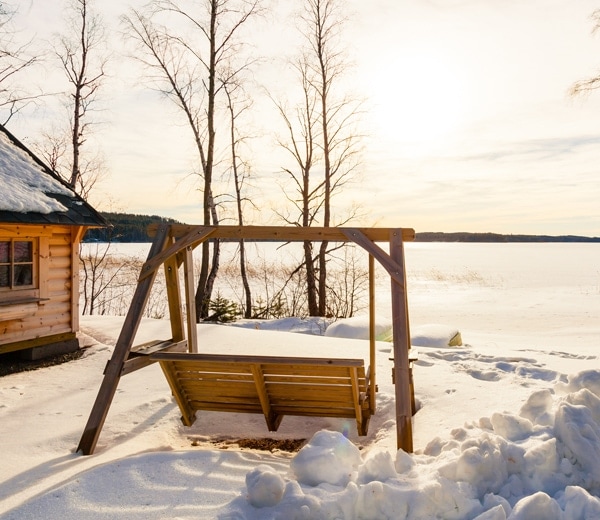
<box><xmin>81</xmin><ymin>241</ymin><xmax>600</xmax><ymax>349</ymax></box>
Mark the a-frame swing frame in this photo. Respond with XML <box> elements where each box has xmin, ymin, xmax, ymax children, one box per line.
<box><xmin>77</xmin><ymin>225</ymin><xmax>415</xmax><ymax>455</ymax></box>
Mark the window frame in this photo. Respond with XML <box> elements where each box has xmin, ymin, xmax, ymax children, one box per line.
<box><xmin>0</xmin><ymin>236</ymin><xmax>40</xmax><ymax>303</ymax></box>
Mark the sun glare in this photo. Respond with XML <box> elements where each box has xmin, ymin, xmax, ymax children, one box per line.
<box><xmin>369</xmin><ymin>50</ymin><xmax>470</xmax><ymax>153</ymax></box>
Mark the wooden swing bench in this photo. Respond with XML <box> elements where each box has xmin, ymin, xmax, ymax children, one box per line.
<box><xmin>77</xmin><ymin>225</ymin><xmax>415</xmax><ymax>455</ymax></box>
<box><xmin>150</xmin><ymin>351</ymin><xmax>374</xmax><ymax>435</ymax></box>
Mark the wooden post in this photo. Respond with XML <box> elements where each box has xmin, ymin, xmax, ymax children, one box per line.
<box><xmin>341</xmin><ymin>228</ymin><xmax>413</xmax><ymax>452</ymax></box>
<box><xmin>368</xmin><ymin>254</ymin><xmax>376</xmax><ymax>413</ymax></box>
<box><xmin>390</xmin><ymin>229</ymin><xmax>413</xmax><ymax>452</ymax></box>
<box><xmin>70</xmin><ymin>226</ymin><xmax>86</xmax><ymax>333</ymax></box>
<box><xmin>77</xmin><ymin>225</ymin><xmax>171</xmax><ymax>455</ymax></box>
<box><xmin>164</xmin><ymin>242</ymin><xmax>185</xmax><ymax>343</ymax></box>
<box><xmin>183</xmin><ymin>246</ymin><xmax>198</xmax><ymax>353</ymax></box>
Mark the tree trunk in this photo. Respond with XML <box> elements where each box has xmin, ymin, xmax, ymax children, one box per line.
<box><xmin>195</xmin><ymin>241</ymin><xmax>211</xmax><ymax>320</ymax></box>
<box><xmin>239</xmin><ymin>241</ymin><xmax>252</xmax><ymax>318</ymax></box>
<box><xmin>304</xmin><ymin>240</ymin><xmax>319</xmax><ymax>316</ymax></box>
<box><xmin>318</xmin><ymin>241</ymin><xmax>328</xmax><ymax>316</ymax></box>
<box><xmin>195</xmin><ymin>0</ymin><xmax>218</xmax><ymax>321</ymax></box>
<box><xmin>204</xmin><ymin>195</ymin><xmax>220</xmax><ymax>315</ymax></box>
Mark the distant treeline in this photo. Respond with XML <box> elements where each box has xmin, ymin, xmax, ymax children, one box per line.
<box><xmin>83</xmin><ymin>213</ymin><xmax>600</xmax><ymax>243</ymax></box>
<box><xmin>84</xmin><ymin>212</ymin><xmax>182</xmax><ymax>242</ymax></box>
<box><xmin>415</xmin><ymin>232</ymin><xmax>600</xmax><ymax>243</ymax></box>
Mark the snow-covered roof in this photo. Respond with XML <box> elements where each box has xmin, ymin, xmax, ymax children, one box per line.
<box><xmin>0</xmin><ymin>125</ymin><xmax>107</xmax><ymax>227</ymax></box>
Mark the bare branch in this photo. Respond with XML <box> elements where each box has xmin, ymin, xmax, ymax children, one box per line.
<box><xmin>0</xmin><ymin>4</ymin><xmax>41</xmax><ymax>123</ymax></box>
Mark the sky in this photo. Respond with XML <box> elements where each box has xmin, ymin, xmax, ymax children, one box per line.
<box><xmin>1</xmin><ymin>243</ymin><xmax>600</xmax><ymax>518</ymax></box>
<box><xmin>7</xmin><ymin>0</ymin><xmax>600</xmax><ymax>236</ymax></box>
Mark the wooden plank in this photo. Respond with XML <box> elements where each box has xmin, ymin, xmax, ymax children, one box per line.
<box><xmin>187</xmin><ymin>402</ymin><xmax>263</xmax><ymax>414</ymax></box>
<box><xmin>160</xmin><ymin>360</ymin><xmax>197</xmax><ymax>426</ymax></box>
<box><xmin>28</xmin><ymin>301</ymin><xmax>70</xmax><ymax>318</ymax></box>
<box><xmin>264</xmin><ymin>375</ymin><xmax>357</xmax><ymax>385</ymax></box>
<box><xmin>188</xmin><ymin>399</ymin><xmax>263</xmax><ymax>410</ymax></box>
<box><xmin>77</xmin><ymin>224</ymin><xmax>171</xmax><ymax>455</ymax></box>
<box><xmin>182</xmin><ymin>386</ymin><xmax>258</xmax><ymax>398</ymax></box>
<box><xmin>264</xmin><ymin>363</ymin><xmax>362</xmax><ymax>374</ymax></box>
<box><xmin>180</xmin><ymin>373</ymin><xmax>256</xmax><ymax>384</ymax></box>
<box><xmin>188</xmin><ymin>393</ymin><xmax>261</xmax><ymax>404</ymax></box>
<box><xmin>47</xmin><ymin>267</ymin><xmax>72</xmax><ymax>281</ymax></box>
<box><xmin>48</xmin><ymin>232</ymin><xmax>70</xmax><ymax>246</ymax></box>
<box><xmin>267</xmin><ymin>383</ymin><xmax>354</xmax><ymax>396</ymax></box>
<box><xmin>270</xmin><ymin>398</ymin><xmax>355</xmax><ymax>409</ymax></box>
<box><xmin>169</xmin><ymin>361</ymin><xmax>255</xmax><ymax>374</ymax></box>
<box><xmin>390</xmin><ymin>229</ymin><xmax>413</xmax><ymax>452</ymax></box>
<box><xmin>0</xmin><ymin>224</ymin><xmax>53</xmax><ymax>237</ymax></box>
<box><xmin>5</xmin><ymin>319</ymin><xmax>71</xmax><ymax>336</ymax></box>
<box><xmin>0</xmin><ymin>302</ymin><xmax>38</xmax><ymax>322</ymax></box>
<box><xmin>349</xmin><ymin>366</ymin><xmax>363</xmax><ymax>433</ymax></box>
<box><xmin>183</xmin><ymin>392</ymin><xmax>260</xmax><ymax>406</ymax></box>
<box><xmin>150</xmin><ymin>351</ymin><xmax>365</xmax><ymax>367</ymax></box>
<box><xmin>121</xmin><ymin>340</ymin><xmax>188</xmax><ymax>376</ymax></box>
<box><xmin>0</xmin><ymin>297</ymin><xmax>48</xmax><ymax>307</ymax></box>
<box><xmin>180</xmin><ymin>376</ymin><xmax>256</xmax><ymax>388</ymax></box>
<box><xmin>50</xmin><ymin>245</ymin><xmax>72</xmax><ymax>259</ymax></box>
<box><xmin>266</xmin><ymin>389</ymin><xmax>356</xmax><ymax>404</ymax></box>
<box><xmin>147</xmin><ymin>224</ymin><xmax>416</xmax><ymax>243</ymax></box>
<box><xmin>2</xmin><ymin>317</ymin><xmax>71</xmax><ymax>335</ymax></box>
<box><xmin>129</xmin><ymin>339</ymin><xmax>188</xmax><ymax>356</ymax></box>
<box><xmin>48</xmin><ymin>255</ymin><xmax>71</xmax><ymax>269</ymax></box>
<box><xmin>271</xmin><ymin>407</ymin><xmax>355</xmax><ymax>418</ymax></box>
<box><xmin>0</xmin><ymin>332</ymin><xmax>76</xmax><ymax>355</ymax></box>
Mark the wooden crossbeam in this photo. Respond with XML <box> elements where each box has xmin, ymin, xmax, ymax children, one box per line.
<box><xmin>147</xmin><ymin>224</ymin><xmax>415</xmax><ymax>243</ymax></box>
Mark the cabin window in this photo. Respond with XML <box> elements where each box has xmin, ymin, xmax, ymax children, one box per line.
<box><xmin>0</xmin><ymin>239</ymin><xmax>37</xmax><ymax>291</ymax></box>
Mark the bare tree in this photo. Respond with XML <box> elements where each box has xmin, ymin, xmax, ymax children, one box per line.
<box><xmin>224</xmin><ymin>81</ymin><xmax>254</xmax><ymax>318</ymax></box>
<box><xmin>274</xmin><ymin>0</ymin><xmax>362</xmax><ymax>316</ymax></box>
<box><xmin>55</xmin><ymin>0</ymin><xmax>108</xmax><ymax>196</ymax></box>
<box><xmin>272</xmin><ymin>55</ymin><xmax>322</xmax><ymax>315</ymax></box>
<box><xmin>302</xmin><ymin>0</ymin><xmax>363</xmax><ymax>316</ymax></box>
<box><xmin>123</xmin><ymin>0</ymin><xmax>261</xmax><ymax>321</ymax></box>
<box><xmin>0</xmin><ymin>2</ymin><xmax>40</xmax><ymax>124</ymax></box>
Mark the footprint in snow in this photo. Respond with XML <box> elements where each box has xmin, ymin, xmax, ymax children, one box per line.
<box><xmin>465</xmin><ymin>368</ymin><xmax>501</xmax><ymax>382</ymax></box>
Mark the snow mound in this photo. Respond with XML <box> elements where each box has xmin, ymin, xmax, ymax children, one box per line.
<box><xmin>246</xmin><ymin>465</ymin><xmax>286</xmax><ymax>507</ymax></box>
<box><xmin>237</xmin><ymin>371</ymin><xmax>600</xmax><ymax>519</ymax></box>
<box><xmin>290</xmin><ymin>430</ymin><xmax>361</xmax><ymax>486</ymax></box>
<box><xmin>324</xmin><ymin>316</ymin><xmax>393</xmax><ymax>341</ymax></box>
<box><xmin>411</xmin><ymin>323</ymin><xmax>462</xmax><ymax>347</ymax></box>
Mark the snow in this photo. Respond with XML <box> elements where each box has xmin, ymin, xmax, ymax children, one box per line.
<box><xmin>1</xmin><ymin>243</ymin><xmax>600</xmax><ymax>519</ymax></box>
<box><xmin>0</xmin><ymin>129</ymin><xmax>72</xmax><ymax>214</ymax></box>
<box><xmin>324</xmin><ymin>316</ymin><xmax>393</xmax><ymax>341</ymax></box>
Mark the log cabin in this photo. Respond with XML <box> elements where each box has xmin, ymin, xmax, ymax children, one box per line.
<box><xmin>0</xmin><ymin>125</ymin><xmax>108</xmax><ymax>360</ymax></box>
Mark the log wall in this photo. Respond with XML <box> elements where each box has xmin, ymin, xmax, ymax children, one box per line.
<box><xmin>0</xmin><ymin>225</ymin><xmax>82</xmax><ymax>354</ymax></box>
